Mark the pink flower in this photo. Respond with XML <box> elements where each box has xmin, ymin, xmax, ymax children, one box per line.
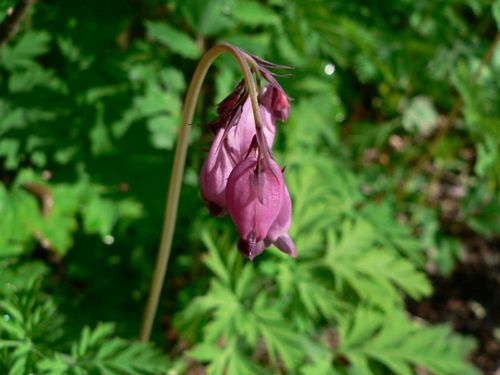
<box><xmin>199</xmin><ymin>50</ymin><xmax>295</xmax><ymax>259</ymax></box>
<box><xmin>225</xmin><ymin>157</ymin><xmax>284</xmax><ymax>260</ymax></box>
<box><xmin>199</xmin><ymin>89</ymin><xmax>276</xmax><ymax>216</ymax></box>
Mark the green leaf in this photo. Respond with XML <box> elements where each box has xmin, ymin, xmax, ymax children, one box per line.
<box><xmin>493</xmin><ymin>0</ymin><xmax>500</xmax><ymax>29</ymax></box>
<box><xmin>187</xmin><ymin>342</ymin><xmax>222</xmax><ymax>362</ymax></box>
<box><xmin>0</xmin><ymin>139</ymin><xmax>20</xmax><ymax>170</ymax></box>
<box><xmin>82</xmin><ymin>196</ymin><xmax>117</xmax><ymax>238</ymax></box>
<box><xmin>40</xmin><ymin>323</ymin><xmax>170</xmax><ymax>374</ymax></box>
<box><xmin>231</xmin><ymin>1</ymin><xmax>280</xmax><ymax>26</ymax></box>
<box><xmin>147</xmin><ymin>115</ymin><xmax>178</xmax><ymax>150</ymax></box>
<box><xmin>201</xmin><ymin>230</ymin><xmax>232</xmax><ymax>285</ymax></box>
<box><xmin>287</xmin><ymin>96</ymin><xmax>343</xmax><ymax>152</ymax></box>
<box><xmin>1</xmin><ymin>31</ymin><xmax>51</xmax><ymax>70</ymax></box>
<box><xmin>339</xmin><ymin>307</ymin><xmax>479</xmax><ymax>375</ymax></box>
<box><xmin>145</xmin><ymin>21</ymin><xmax>201</xmax><ymax>59</ymax></box>
<box><xmin>204</xmin><ymin>338</ymin><xmax>259</xmax><ymax>375</ymax></box>
<box><xmin>324</xmin><ymin>220</ymin><xmax>432</xmax><ymax>309</ymax></box>
<box><xmin>175</xmin><ymin>0</ymin><xmax>235</xmax><ymax>36</ymax></box>
<box><xmin>0</xmin><ymin>262</ymin><xmax>47</xmax><ymax>293</ymax></box>
<box><xmin>0</xmin><ymin>184</ymin><xmax>40</xmax><ymax>257</ymax></box>
<box><xmin>255</xmin><ymin>313</ymin><xmax>307</xmax><ymax>370</ymax></box>
<box><xmin>89</xmin><ymin>103</ymin><xmax>113</xmax><ymax>155</ymax></box>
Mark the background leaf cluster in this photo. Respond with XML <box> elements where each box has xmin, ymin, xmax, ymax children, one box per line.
<box><xmin>1</xmin><ymin>0</ymin><xmax>498</xmax><ymax>373</ymax></box>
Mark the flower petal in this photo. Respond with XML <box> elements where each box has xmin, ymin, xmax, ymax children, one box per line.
<box><xmin>238</xmin><ymin>236</ymin><xmax>265</xmax><ymax>260</ymax></box>
<box><xmin>226</xmin><ymin>157</ymin><xmax>284</xmax><ymax>242</ymax></box>
<box><xmin>225</xmin><ymin>97</ymin><xmax>275</xmax><ymax>161</ymax></box>
<box><xmin>199</xmin><ymin>130</ymin><xmax>234</xmax><ymax>214</ymax></box>
<box><xmin>266</xmin><ymin>184</ymin><xmax>292</xmax><ymax>242</ymax></box>
<box><xmin>273</xmin><ymin>234</ymin><xmax>297</xmax><ymax>257</ymax></box>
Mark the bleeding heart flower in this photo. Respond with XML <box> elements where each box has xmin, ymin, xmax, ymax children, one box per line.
<box><xmin>199</xmin><ymin>50</ymin><xmax>296</xmax><ymax>259</ymax></box>
<box><xmin>200</xmin><ymin>88</ymin><xmax>276</xmax><ymax>216</ymax></box>
<box><xmin>226</xmin><ymin>157</ymin><xmax>284</xmax><ymax>259</ymax></box>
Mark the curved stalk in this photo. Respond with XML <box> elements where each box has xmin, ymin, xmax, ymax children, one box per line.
<box><xmin>139</xmin><ymin>43</ymin><xmax>262</xmax><ymax>342</ymax></box>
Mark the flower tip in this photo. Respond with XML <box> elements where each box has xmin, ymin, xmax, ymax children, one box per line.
<box><xmin>238</xmin><ymin>237</ymin><xmax>265</xmax><ymax>260</ymax></box>
<box><xmin>274</xmin><ymin>234</ymin><xmax>296</xmax><ymax>258</ymax></box>
<box><xmin>273</xmin><ymin>89</ymin><xmax>290</xmax><ymax>122</ymax></box>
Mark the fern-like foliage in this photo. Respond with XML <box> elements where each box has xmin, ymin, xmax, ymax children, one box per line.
<box><xmin>38</xmin><ymin>323</ymin><xmax>169</xmax><ymax>375</ymax></box>
<box><xmin>1</xmin><ymin>0</ymin><xmax>495</xmax><ymax>373</ymax></box>
<box><xmin>176</xmin><ymin>150</ymin><xmax>478</xmax><ymax>375</ymax></box>
<box><xmin>0</xmin><ymin>279</ymin><xmax>64</xmax><ymax>374</ymax></box>
<box><xmin>177</xmin><ymin>231</ymin><xmax>308</xmax><ymax>374</ymax></box>
<box><xmin>0</xmin><ymin>266</ymin><xmax>169</xmax><ymax>375</ymax></box>
<box><xmin>323</xmin><ymin>220</ymin><xmax>432</xmax><ymax>309</ymax></box>
<box><xmin>337</xmin><ymin>308</ymin><xmax>479</xmax><ymax>375</ymax></box>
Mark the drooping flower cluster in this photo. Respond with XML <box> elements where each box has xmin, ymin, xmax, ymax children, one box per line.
<box><xmin>199</xmin><ymin>52</ymin><xmax>295</xmax><ymax>260</ymax></box>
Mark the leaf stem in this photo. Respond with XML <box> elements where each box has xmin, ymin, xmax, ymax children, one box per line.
<box><xmin>139</xmin><ymin>43</ymin><xmax>262</xmax><ymax>342</ymax></box>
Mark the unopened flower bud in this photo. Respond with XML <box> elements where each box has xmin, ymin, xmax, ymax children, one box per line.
<box><xmin>260</xmin><ymin>85</ymin><xmax>290</xmax><ymax>122</ymax></box>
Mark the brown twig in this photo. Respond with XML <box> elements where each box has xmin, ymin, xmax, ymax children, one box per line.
<box><xmin>23</xmin><ymin>181</ymin><xmax>66</xmax><ymax>277</ymax></box>
<box><xmin>0</xmin><ymin>0</ymin><xmax>35</xmax><ymax>50</ymax></box>
<box><xmin>23</xmin><ymin>182</ymin><xmax>54</xmax><ymax>217</ymax></box>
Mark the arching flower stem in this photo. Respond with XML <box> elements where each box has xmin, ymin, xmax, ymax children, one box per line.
<box><xmin>139</xmin><ymin>43</ymin><xmax>262</xmax><ymax>342</ymax></box>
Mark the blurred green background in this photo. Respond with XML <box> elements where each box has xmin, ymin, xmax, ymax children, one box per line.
<box><xmin>0</xmin><ymin>0</ymin><xmax>499</xmax><ymax>374</ymax></box>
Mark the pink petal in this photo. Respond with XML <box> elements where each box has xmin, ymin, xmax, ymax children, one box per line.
<box><xmin>238</xmin><ymin>237</ymin><xmax>265</xmax><ymax>260</ymax></box>
<box><xmin>266</xmin><ymin>184</ymin><xmax>296</xmax><ymax>257</ymax></box>
<box><xmin>260</xmin><ymin>85</ymin><xmax>290</xmax><ymax>122</ymax></box>
<box><xmin>266</xmin><ymin>184</ymin><xmax>292</xmax><ymax>242</ymax></box>
<box><xmin>199</xmin><ymin>130</ymin><xmax>235</xmax><ymax>214</ymax></box>
<box><xmin>225</xmin><ymin>98</ymin><xmax>275</xmax><ymax>161</ymax></box>
<box><xmin>273</xmin><ymin>234</ymin><xmax>297</xmax><ymax>257</ymax></box>
<box><xmin>226</xmin><ymin>157</ymin><xmax>284</xmax><ymax>242</ymax></box>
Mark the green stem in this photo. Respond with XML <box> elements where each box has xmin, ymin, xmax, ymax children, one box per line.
<box><xmin>139</xmin><ymin>43</ymin><xmax>262</xmax><ymax>342</ymax></box>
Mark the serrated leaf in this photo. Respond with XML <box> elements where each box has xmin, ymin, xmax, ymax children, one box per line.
<box><xmin>1</xmin><ymin>31</ymin><xmax>51</xmax><ymax>70</ymax></box>
<box><xmin>187</xmin><ymin>342</ymin><xmax>222</xmax><ymax>361</ymax></box>
<box><xmin>201</xmin><ymin>230</ymin><xmax>231</xmax><ymax>285</ymax></box>
<box><xmin>339</xmin><ymin>307</ymin><xmax>479</xmax><ymax>375</ymax></box>
<box><xmin>231</xmin><ymin>1</ymin><xmax>280</xmax><ymax>26</ymax></box>
<box><xmin>256</xmin><ymin>314</ymin><xmax>306</xmax><ymax>370</ymax></box>
<box><xmin>56</xmin><ymin>323</ymin><xmax>170</xmax><ymax>374</ymax></box>
<box><xmin>145</xmin><ymin>21</ymin><xmax>200</xmax><ymax>59</ymax></box>
<box><xmin>324</xmin><ymin>220</ymin><xmax>432</xmax><ymax>309</ymax></box>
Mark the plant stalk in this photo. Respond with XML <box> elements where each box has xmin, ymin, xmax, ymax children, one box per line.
<box><xmin>139</xmin><ymin>43</ymin><xmax>262</xmax><ymax>342</ymax></box>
